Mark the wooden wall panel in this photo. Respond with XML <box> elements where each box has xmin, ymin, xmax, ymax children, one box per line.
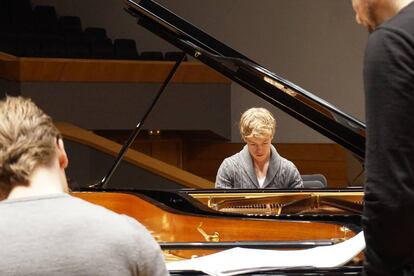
<box><xmin>0</xmin><ymin>54</ymin><xmax>230</xmax><ymax>83</ymax></box>
<box><xmin>151</xmin><ymin>140</ymin><xmax>183</xmax><ymax>168</ymax></box>
<box><xmin>276</xmin><ymin>143</ymin><xmax>345</xmax><ymax>161</ymax></box>
<box><xmin>95</xmin><ymin>131</ymin><xmax>183</xmax><ymax>168</ymax></box>
<box><xmin>58</xmin><ymin>123</ymin><xmax>214</xmax><ymax>189</ymax></box>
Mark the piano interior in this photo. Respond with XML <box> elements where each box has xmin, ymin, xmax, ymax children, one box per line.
<box><xmin>189</xmin><ymin>191</ymin><xmax>363</xmax><ymax>216</ymax></box>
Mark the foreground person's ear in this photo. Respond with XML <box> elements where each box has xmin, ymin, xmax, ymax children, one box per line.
<box><xmin>56</xmin><ymin>138</ymin><xmax>69</xmax><ymax>169</ymax></box>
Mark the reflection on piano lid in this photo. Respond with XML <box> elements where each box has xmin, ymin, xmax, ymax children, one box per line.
<box><xmin>124</xmin><ymin>0</ymin><xmax>366</xmax><ymax>160</ymax></box>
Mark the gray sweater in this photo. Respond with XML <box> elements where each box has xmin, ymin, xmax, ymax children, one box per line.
<box><xmin>215</xmin><ymin>145</ymin><xmax>303</xmax><ymax>189</ymax></box>
<box><xmin>0</xmin><ymin>194</ymin><xmax>168</xmax><ymax>276</ymax></box>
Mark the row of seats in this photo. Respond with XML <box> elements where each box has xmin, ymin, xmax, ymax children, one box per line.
<box><xmin>0</xmin><ymin>0</ymin><xmax>186</xmax><ymax>61</ymax></box>
<box><xmin>0</xmin><ymin>32</ymin><xmax>184</xmax><ymax>60</ymax></box>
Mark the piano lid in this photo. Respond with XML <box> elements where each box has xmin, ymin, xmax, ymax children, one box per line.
<box><xmin>124</xmin><ymin>0</ymin><xmax>366</xmax><ymax>160</ymax></box>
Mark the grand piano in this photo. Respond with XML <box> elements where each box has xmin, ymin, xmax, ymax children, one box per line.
<box><xmin>73</xmin><ymin>0</ymin><xmax>366</xmax><ymax>274</ymax></box>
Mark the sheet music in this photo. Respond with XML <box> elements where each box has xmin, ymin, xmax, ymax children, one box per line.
<box><xmin>166</xmin><ymin>231</ymin><xmax>365</xmax><ymax>276</ymax></box>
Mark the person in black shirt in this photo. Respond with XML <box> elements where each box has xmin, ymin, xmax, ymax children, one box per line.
<box><xmin>351</xmin><ymin>0</ymin><xmax>414</xmax><ymax>275</ymax></box>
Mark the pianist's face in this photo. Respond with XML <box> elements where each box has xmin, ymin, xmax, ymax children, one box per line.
<box><xmin>245</xmin><ymin>136</ymin><xmax>272</xmax><ymax>164</ymax></box>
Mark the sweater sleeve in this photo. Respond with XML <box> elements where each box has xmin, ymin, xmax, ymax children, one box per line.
<box><xmin>215</xmin><ymin>158</ymin><xmax>235</xmax><ymax>189</ymax></box>
<box><xmin>284</xmin><ymin>160</ymin><xmax>304</xmax><ymax>188</ymax></box>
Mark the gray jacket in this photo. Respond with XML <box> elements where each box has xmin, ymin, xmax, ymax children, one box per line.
<box><xmin>215</xmin><ymin>145</ymin><xmax>303</xmax><ymax>189</ymax></box>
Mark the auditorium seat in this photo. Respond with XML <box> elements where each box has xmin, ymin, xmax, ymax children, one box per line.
<box><xmin>140</xmin><ymin>51</ymin><xmax>163</xmax><ymax>61</ymax></box>
<box><xmin>165</xmin><ymin>51</ymin><xmax>187</xmax><ymax>61</ymax></box>
<box><xmin>301</xmin><ymin>174</ymin><xmax>328</xmax><ymax>188</ymax></box>
<box><xmin>18</xmin><ymin>33</ymin><xmax>41</xmax><ymax>57</ymax></box>
<box><xmin>34</xmin><ymin>5</ymin><xmax>58</xmax><ymax>34</ymax></box>
<box><xmin>40</xmin><ymin>34</ymin><xmax>65</xmax><ymax>58</ymax></box>
<box><xmin>59</xmin><ymin>16</ymin><xmax>82</xmax><ymax>35</ymax></box>
<box><xmin>10</xmin><ymin>0</ymin><xmax>32</xmax><ymax>10</ymax></box>
<box><xmin>0</xmin><ymin>33</ymin><xmax>19</xmax><ymax>55</ymax></box>
<box><xmin>90</xmin><ymin>38</ymin><xmax>114</xmax><ymax>59</ymax></box>
<box><xmin>0</xmin><ymin>2</ymin><xmax>180</xmax><ymax>62</ymax></box>
<box><xmin>114</xmin><ymin>38</ymin><xmax>139</xmax><ymax>60</ymax></box>
<box><xmin>65</xmin><ymin>33</ymin><xmax>90</xmax><ymax>58</ymax></box>
<box><xmin>11</xmin><ymin>0</ymin><xmax>34</xmax><ymax>34</ymax></box>
<box><xmin>84</xmin><ymin>27</ymin><xmax>107</xmax><ymax>44</ymax></box>
<box><xmin>0</xmin><ymin>2</ymin><xmax>12</xmax><ymax>26</ymax></box>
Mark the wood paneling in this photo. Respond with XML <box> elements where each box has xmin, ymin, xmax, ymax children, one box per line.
<box><xmin>276</xmin><ymin>143</ymin><xmax>346</xmax><ymax>161</ymax></box>
<box><xmin>57</xmin><ymin>122</ymin><xmax>214</xmax><ymax>188</ymax></box>
<box><xmin>0</xmin><ymin>52</ymin><xmax>230</xmax><ymax>83</ymax></box>
<box><xmin>151</xmin><ymin>141</ymin><xmax>183</xmax><ymax>168</ymax></box>
<box><xmin>0</xmin><ymin>52</ymin><xmax>19</xmax><ymax>80</ymax></box>
<box><xmin>96</xmin><ymin>130</ymin><xmax>183</xmax><ymax>168</ymax></box>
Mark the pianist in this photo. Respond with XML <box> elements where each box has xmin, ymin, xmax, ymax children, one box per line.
<box><xmin>215</xmin><ymin>107</ymin><xmax>303</xmax><ymax>189</ymax></box>
<box><xmin>0</xmin><ymin>96</ymin><xmax>168</xmax><ymax>275</ymax></box>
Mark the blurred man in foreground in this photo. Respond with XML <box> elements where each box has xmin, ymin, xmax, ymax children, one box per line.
<box><xmin>0</xmin><ymin>96</ymin><xmax>168</xmax><ymax>275</ymax></box>
<box><xmin>351</xmin><ymin>0</ymin><xmax>414</xmax><ymax>274</ymax></box>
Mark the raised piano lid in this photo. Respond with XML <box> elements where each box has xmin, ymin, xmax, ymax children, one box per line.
<box><xmin>124</xmin><ymin>0</ymin><xmax>366</xmax><ymax>160</ymax></box>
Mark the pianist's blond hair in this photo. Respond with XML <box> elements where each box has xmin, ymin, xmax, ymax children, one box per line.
<box><xmin>0</xmin><ymin>96</ymin><xmax>60</xmax><ymax>197</ymax></box>
<box><xmin>239</xmin><ymin>107</ymin><xmax>276</xmax><ymax>140</ymax></box>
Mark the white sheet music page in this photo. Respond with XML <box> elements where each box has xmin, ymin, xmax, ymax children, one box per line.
<box><xmin>166</xmin><ymin>231</ymin><xmax>365</xmax><ymax>276</ymax></box>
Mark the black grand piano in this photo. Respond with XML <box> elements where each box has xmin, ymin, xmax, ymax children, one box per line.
<box><xmin>74</xmin><ymin>0</ymin><xmax>367</xmax><ymax>274</ymax></box>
